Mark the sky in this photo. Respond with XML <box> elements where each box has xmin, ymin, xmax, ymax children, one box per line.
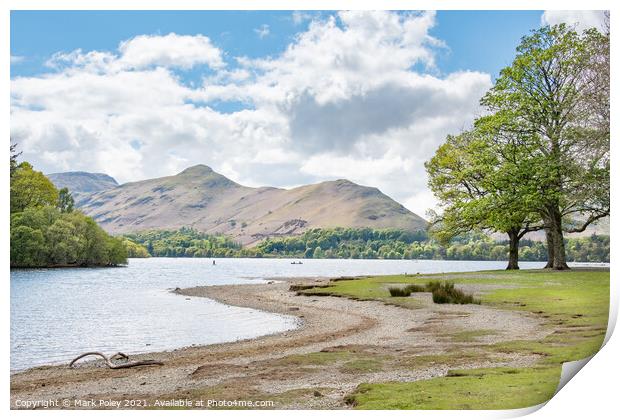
<box><xmin>9</xmin><ymin>10</ymin><xmax>607</xmax><ymax>217</ymax></box>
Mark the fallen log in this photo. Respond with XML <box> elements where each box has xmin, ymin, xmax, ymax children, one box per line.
<box><xmin>69</xmin><ymin>351</ymin><xmax>164</xmax><ymax>369</ymax></box>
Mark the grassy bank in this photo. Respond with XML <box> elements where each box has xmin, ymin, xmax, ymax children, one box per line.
<box><xmin>300</xmin><ymin>269</ymin><xmax>609</xmax><ymax>409</ymax></box>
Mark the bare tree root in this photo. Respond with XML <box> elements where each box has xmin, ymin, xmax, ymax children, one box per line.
<box><xmin>69</xmin><ymin>352</ymin><xmax>164</xmax><ymax>369</ymax></box>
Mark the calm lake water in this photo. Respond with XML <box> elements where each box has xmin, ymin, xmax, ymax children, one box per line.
<box><xmin>12</xmin><ymin>257</ymin><xmax>601</xmax><ymax>372</ymax></box>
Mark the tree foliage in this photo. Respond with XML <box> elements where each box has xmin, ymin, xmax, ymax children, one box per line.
<box><xmin>10</xmin><ymin>142</ymin><xmax>21</xmax><ymax>177</ymax></box>
<box><xmin>57</xmin><ymin>187</ymin><xmax>75</xmax><ymax>213</ymax></box>
<box><xmin>122</xmin><ymin>239</ymin><xmax>151</xmax><ymax>258</ymax></box>
<box><xmin>122</xmin><ymin>227</ymin><xmax>608</xmax><ymax>263</ymax></box>
<box><xmin>10</xmin><ymin>153</ymin><xmax>127</xmax><ymax>268</ymax></box>
<box><xmin>11</xmin><ymin>207</ymin><xmax>127</xmax><ymax>267</ymax></box>
<box><xmin>10</xmin><ymin>162</ymin><xmax>59</xmax><ymax>213</ymax></box>
<box><xmin>480</xmin><ymin>24</ymin><xmax>609</xmax><ymax>269</ymax></box>
<box><xmin>426</xmin><ymin>23</ymin><xmax>609</xmax><ymax>270</ymax></box>
<box><xmin>257</xmin><ymin>227</ymin><xmax>428</xmax><ymax>259</ymax></box>
<box><xmin>425</xmin><ymin>114</ymin><xmax>544</xmax><ymax>269</ymax></box>
<box><xmin>123</xmin><ymin>228</ymin><xmax>246</xmax><ymax>258</ymax></box>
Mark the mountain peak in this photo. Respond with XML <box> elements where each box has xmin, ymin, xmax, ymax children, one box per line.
<box><xmin>320</xmin><ymin>178</ymin><xmax>368</xmax><ymax>190</ymax></box>
<box><xmin>175</xmin><ymin>164</ymin><xmax>240</xmax><ymax>189</ymax></box>
<box><xmin>333</xmin><ymin>179</ymin><xmax>355</xmax><ymax>186</ymax></box>
<box><xmin>178</xmin><ymin>164</ymin><xmax>214</xmax><ymax>175</ymax></box>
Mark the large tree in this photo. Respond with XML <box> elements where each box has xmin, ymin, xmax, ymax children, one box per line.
<box><xmin>10</xmin><ymin>162</ymin><xmax>59</xmax><ymax>213</ymax></box>
<box><xmin>10</xmin><ymin>153</ymin><xmax>127</xmax><ymax>268</ymax></box>
<box><xmin>425</xmin><ymin>116</ymin><xmax>543</xmax><ymax>270</ymax></box>
<box><xmin>480</xmin><ymin>24</ymin><xmax>610</xmax><ymax>269</ymax></box>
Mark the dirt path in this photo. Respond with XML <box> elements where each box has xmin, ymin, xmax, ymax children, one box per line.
<box><xmin>10</xmin><ymin>277</ymin><xmax>552</xmax><ymax>409</ymax></box>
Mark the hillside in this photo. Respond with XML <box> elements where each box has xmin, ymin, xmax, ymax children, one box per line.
<box><xmin>72</xmin><ymin>165</ymin><xmax>427</xmax><ymax>245</ymax></box>
<box><xmin>47</xmin><ymin>171</ymin><xmax>119</xmax><ymax>205</ymax></box>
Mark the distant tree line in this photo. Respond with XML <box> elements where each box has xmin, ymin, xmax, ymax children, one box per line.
<box><xmin>123</xmin><ymin>228</ymin><xmax>250</xmax><ymax>258</ymax></box>
<box><xmin>123</xmin><ymin>227</ymin><xmax>609</xmax><ymax>263</ymax></box>
<box><xmin>255</xmin><ymin>228</ymin><xmax>608</xmax><ymax>262</ymax></box>
<box><xmin>10</xmin><ymin>146</ymin><xmax>127</xmax><ymax>268</ymax></box>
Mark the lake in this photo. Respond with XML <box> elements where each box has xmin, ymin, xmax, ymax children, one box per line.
<box><xmin>12</xmin><ymin>258</ymin><xmax>598</xmax><ymax>372</ymax></box>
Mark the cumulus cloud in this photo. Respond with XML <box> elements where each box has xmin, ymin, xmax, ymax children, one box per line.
<box><xmin>46</xmin><ymin>33</ymin><xmax>225</xmax><ymax>72</ymax></box>
<box><xmin>118</xmin><ymin>33</ymin><xmax>225</xmax><ymax>69</ymax></box>
<box><xmin>541</xmin><ymin>10</ymin><xmax>608</xmax><ymax>32</ymax></box>
<box><xmin>11</xmin><ymin>11</ymin><xmax>492</xmax><ymax>217</ymax></box>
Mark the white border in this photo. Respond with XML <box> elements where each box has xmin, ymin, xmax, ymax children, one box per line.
<box><xmin>3</xmin><ymin>1</ymin><xmax>617</xmax><ymax>419</ymax></box>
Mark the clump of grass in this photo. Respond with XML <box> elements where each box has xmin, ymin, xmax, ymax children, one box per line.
<box><xmin>388</xmin><ymin>284</ymin><xmax>427</xmax><ymax>296</ymax></box>
<box><xmin>404</xmin><ymin>284</ymin><xmax>426</xmax><ymax>294</ymax></box>
<box><xmin>389</xmin><ymin>282</ymin><xmax>475</xmax><ymax>303</ymax></box>
<box><xmin>388</xmin><ymin>287</ymin><xmax>410</xmax><ymax>297</ymax></box>
<box><xmin>427</xmin><ymin>281</ymin><xmax>479</xmax><ymax>305</ymax></box>
<box><xmin>389</xmin><ymin>282</ymin><xmax>477</xmax><ymax>304</ymax></box>
<box><xmin>425</xmin><ymin>280</ymin><xmax>447</xmax><ymax>293</ymax></box>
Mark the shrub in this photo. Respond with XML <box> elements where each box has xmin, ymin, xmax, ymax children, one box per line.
<box><xmin>425</xmin><ymin>281</ymin><xmax>440</xmax><ymax>293</ymax></box>
<box><xmin>388</xmin><ymin>287</ymin><xmax>410</xmax><ymax>297</ymax></box>
<box><xmin>389</xmin><ymin>284</ymin><xmax>427</xmax><ymax>296</ymax></box>
<box><xmin>426</xmin><ymin>281</ymin><xmax>455</xmax><ymax>293</ymax></box>
<box><xmin>389</xmin><ymin>281</ymin><xmax>479</xmax><ymax>304</ymax></box>
<box><xmin>403</xmin><ymin>284</ymin><xmax>426</xmax><ymax>294</ymax></box>
<box><xmin>432</xmin><ymin>288</ymin><xmax>451</xmax><ymax>304</ymax></box>
<box><xmin>10</xmin><ymin>206</ymin><xmax>128</xmax><ymax>268</ymax></box>
<box><xmin>427</xmin><ymin>281</ymin><xmax>479</xmax><ymax>305</ymax></box>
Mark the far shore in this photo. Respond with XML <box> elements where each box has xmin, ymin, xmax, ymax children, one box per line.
<box><xmin>10</xmin><ymin>272</ymin><xmax>560</xmax><ymax>409</ymax></box>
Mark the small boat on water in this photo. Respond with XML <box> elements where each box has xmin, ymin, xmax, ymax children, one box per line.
<box><xmin>291</xmin><ymin>261</ymin><xmax>304</xmax><ymax>265</ymax></box>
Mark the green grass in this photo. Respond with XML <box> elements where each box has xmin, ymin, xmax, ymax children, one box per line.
<box><xmin>399</xmin><ymin>349</ymin><xmax>505</xmax><ymax>370</ymax></box>
<box><xmin>340</xmin><ymin>358</ymin><xmax>385</xmax><ymax>374</ymax></box>
<box><xmin>299</xmin><ymin>276</ymin><xmax>427</xmax><ymax>308</ymax></box>
<box><xmin>447</xmin><ymin>329</ymin><xmax>497</xmax><ymax>342</ymax></box>
<box><xmin>348</xmin><ymin>366</ymin><xmax>561</xmax><ymax>409</ymax></box>
<box><xmin>307</xmin><ymin>269</ymin><xmax>609</xmax><ymax>409</ymax></box>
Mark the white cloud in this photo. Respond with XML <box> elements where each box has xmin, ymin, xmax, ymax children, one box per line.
<box><xmin>11</xmin><ymin>55</ymin><xmax>25</xmax><ymax>64</ymax></box>
<box><xmin>11</xmin><ymin>12</ymin><xmax>492</xmax><ymax>217</ymax></box>
<box><xmin>404</xmin><ymin>190</ymin><xmax>438</xmax><ymax>220</ymax></box>
<box><xmin>541</xmin><ymin>10</ymin><xmax>607</xmax><ymax>32</ymax></box>
<box><xmin>118</xmin><ymin>33</ymin><xmax>225</xmax><ymax>70</ymax></box>
<box><xmin>46</xmin><ymin>33</ymin><xmax>225</xmax><ymax>72</ymax></box>
<box><xmin>291</xmin><ymin>11</ymin><xmax>314</xmax><ymax>25</ymax></box>
<box><xmin>254</xmin><ymin>24</ymin><xmax>270</xmax><ymax>39</ymax></box>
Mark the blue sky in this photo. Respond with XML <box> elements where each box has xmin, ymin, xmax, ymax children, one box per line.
<box><xmin>11</xmin><ymin>10</ymin><xmax>542</xmax><ymax>80</ymax></box>
<box><xmin>9</xmin><ymin>10</ymin><xmax>604</xmax><ymax>215</ymax></box>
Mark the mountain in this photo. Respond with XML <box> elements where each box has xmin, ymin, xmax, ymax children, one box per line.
<box><xmin>72</xmin><ymin>164</ymin><xmax>427</xmax><ymax>246</ymax></box>
<box><xmin>47</xmin><ymin>171</ymin><xmax>119</xmax><ymax>205</ymax></box>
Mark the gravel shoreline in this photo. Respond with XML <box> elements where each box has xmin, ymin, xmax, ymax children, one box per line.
<box><xmin>10</xmin><ymin>276</ymin><xmax>552</xmax><ymax>409</ymax></box>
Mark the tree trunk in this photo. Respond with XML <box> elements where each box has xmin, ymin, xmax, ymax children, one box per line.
<box><xmin>551</xmin><ymin>228</ymin><xmax>569</xmax><ymax>269</ymax></box>
<box><xmin>543</xmin><ymin>227</ymin><xmax>555</xmax><ymax>268</ymax></box>
<box><xmin>548</xmin><ymin>207</ymin><xmax>570</xmax><ymax>270</ymax></box>
<box><xmin>506</xmin><ymin>229</ymin><xmax>520</xmax><ymax>270</ymax></box>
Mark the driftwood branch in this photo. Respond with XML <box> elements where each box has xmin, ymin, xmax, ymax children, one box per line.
<box><xmin>69</xmin><ymin>351</ymin><xmax>164</xmax><ymax>369</ymax></box>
